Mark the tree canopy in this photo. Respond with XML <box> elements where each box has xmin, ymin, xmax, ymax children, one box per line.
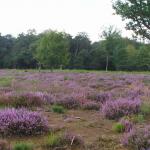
<box><xmin>0</xmin><ymin>28</ymin><xmax>149</xmax><ymax>71</ymax></box>
<box><xmin>113</xmin><ymin>0</ymin><xmax>150</xmax><ymax>40</ymax></box>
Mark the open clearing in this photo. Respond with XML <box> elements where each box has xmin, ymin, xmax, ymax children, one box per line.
<box><xmin>0</xmin><ymin>70</ymin><xmax>149</xmax><ymax>150</ymax></box>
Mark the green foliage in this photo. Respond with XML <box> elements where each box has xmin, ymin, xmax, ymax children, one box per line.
<box><xmin>141</xmin><ymin>103</ymin><xmax>150</xmax><ymax>116</ymax></box>
<box><xmin>0</xmin><ymin>77</ymin><xmax>12</xmax><ymax>87</ymax></box>
<box><xmin>13</xmin><ymin>142</ymin><xmax>34</xmax><ymax>150</ymax></box>
<box><xmin>45</xmin><ymin>133</ymin><xmax>61</xmax><ymax>148</ymax></box>
<box><xmin>112</xmin><ymin>123</ymin><xmax>125</xmax><ymax>133</ymax></box>
<box><xmin>52</xmin><ymin>105</ymin><xmax>65</xmax><ymax>114</ymax></box>
<box><xmin>113</xmin><ymin>0</ymin><xmax>150</xmax><ymax>40</ymax></box>
<box><xmin>0</xmin><ymin>28</ymin><xmax>149</xmax><ymax>71</ymax></box>
<box><xmin>131</xmin><ymin>114</ymin><xmax>145</xmax><ymax>123</ymax></box>
<box><xmin>36</xmin><ymin>30</ymin><xmax>70</xmax><ymax>69</ymax></box>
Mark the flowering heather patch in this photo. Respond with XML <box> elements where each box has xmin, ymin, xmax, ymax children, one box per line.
<box><xmin>102</xmin><ymin>98</ymin><xmax>141</xmax><ymax>119</ymax></box>
<box><xmin>0</xmin><ymin>92</ymin><xmax>53</xmax><ymax>108</ymax></box>
<box><xmin>90</xmin><ymin>92</ymin><xmax>111</xmax><ymax>104</ymax></box>
<box><xmin>121</xmin><ymin>126</ymin><xmax>150</xmax><ymax>150</ymax></box>
<box><xmin>54</xmin><ymin>97</ymin><xmax>80</xmax><ymax>109</ymax></box>
<box><xmin>119</xmin><ymin>118</ymin><xmax>133</xmax><ymax>132</ymax></box>
<box><xmin>0</xmin><ymin>108</ymin><xmax>49</xmax><ymax>136</ymax></box>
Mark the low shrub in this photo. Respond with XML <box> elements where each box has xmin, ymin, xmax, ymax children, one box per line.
<box><xmin>0</xmin><ymin>92</ymin><xmax>52</xmax><ymax>108</ymax></box>
<box><xmin>13</xmin><ymin>142</ymin><xmax>33</xmax><ymax>150</ymax></box>
<box><xmin>121</xmin><ymin>126</ymin><xmax>150</xmax><ymax>150</ymax></box>
<box><xmin>0</xmin><ymin>108</ymin><xmax>49</xmax><ymax>136</ymax></box>
<box><xmin>55</xmin><ymin>97</ymin><xmax>80</xmax><ymax>109</ymax></box>
<box><xmin>102</xmin><ymin>98</ymin><xmax>141</xmax><ymax>119</ymax></box>
<box><xmin>12</xmin><ymin>92</ymin><xmax>50</xmax><ymax>108</ymax></box>
<box><xmin>88</xmin><ymin>92</ymin><xmax>110</xmax><ymax>104</ymax></box>
<box><xmin>52</xmin><ymin>105</ymin><xmax>65</xmax><ymax>114</ymax></box>
<box><xmin>45</xmin><ymin>133</ymin><xmax>61</xmax><ymax>148</ymax></box>
<box><xmin>82</xmin><ymin>101</ymin><xmax>100</xmax><ymax>110</ymax></box>
<box><xmin>112</xmin><ymin>123</ymin><xmax>125</xmax><ymax>133</ymax></box>
<box><xmin>119</xmin><ymin>119</ymin><xmax>133</xmax><ymax>132</ymax></box>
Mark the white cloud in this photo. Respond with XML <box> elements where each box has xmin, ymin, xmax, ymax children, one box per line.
<box><xmin>0</xmin><ymin>0</ymin><xmax>131</xmax><ymax>41</ymax></box>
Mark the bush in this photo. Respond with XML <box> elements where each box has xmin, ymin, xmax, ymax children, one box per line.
<box><xmin>45</xmin><ymin>133</ymin><xmax>61</xmax><ymax>148</ymax></box>
<box><xmin>55</xmin><ymin>97</ymin><xmax>80</xmax><ymax>109</ymax></box>
<box><xmin>12</xmin><ymin>92</ymin><xmax>50</xmax><ymax>108</ymax></box>
<box><xmin>52</xmin><ymin>105</ymin><xmax>65</xmax><ymax>114</ymax></box>
<box><xmin>0</xmin><ymin>139</ymin><xmax>11</xmax><ymax>150</ymax></box>
<box><xmin>0</xmin><ymin>92</ymin><xmax>52</xmax><ymax>108</ymax></box>
<box><xmin>88</xmin><ymin>92</ymin><xmax>110</xmax><ymax>104</ymax></box>
<box><xmin>13</xmin><ymin>142</ymin><xmax>33</xmax><ymax>150</ymax></box>
<box><xmin>0</xmin><ymin>108</ymin><xmax>49</xmax><ymax>136</ymax></box>
<box><xmin>121</xmin><ymin>126</ymin><xmax>150</xmax><ymax>150</ymax></box>
<box><xmin>102</xmin><ymin>99</ymin><xmax>141</xmax><ymax>119</ymax></box>
<box><xmin>82</xmin><ymin>102</ymin><xmax>100</xmax><ymax>110</ymax></box>
<box><xmin>112</xmin><ymin>123</ymin><xmax>125</xmax><ymax>133</ymax></box>
<box><xmin>119</xmin><ymin>119</ymin><xmax>133</xmax><ymax>132</ymax></box>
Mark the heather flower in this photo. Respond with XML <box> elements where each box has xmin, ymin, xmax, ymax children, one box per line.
<box><xmin>0</xmin><ymin>92</ymin><xmax>53</xmax><ymax>108</ymax></box>
<box><xmin>121</xmin><ymin>126</ymin><xmax>150</xmax><ymax>150</ymax></box>
<box><xmin>0</xmin><ymin>108</ymin><xmax>49</xmax><ymax>136</ymax></box>
<box><xmin>119</xmin><ymin>118</ymin><xmax>133</xmax><ymax>132</ymax></box>
<box><xmin>102</xmin><ymin>98</ymin><xmax>141</xmax><ymax>119</ymax></box>
<box><xmin>89</xmin><ymin>92</ymin><xmax>111</xmax><ymax>104</ymax></box>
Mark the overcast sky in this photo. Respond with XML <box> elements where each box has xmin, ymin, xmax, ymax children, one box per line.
<box><xmin>0</xmin><ymin>0</ymin><xmax>132</xmax><ymax>41</ymax></box>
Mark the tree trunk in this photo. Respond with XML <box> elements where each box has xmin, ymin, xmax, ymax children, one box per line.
<box><xmin>106</xmin><ymin>56</ymin><xmax>109</xmax><ymax>72</ymax></box>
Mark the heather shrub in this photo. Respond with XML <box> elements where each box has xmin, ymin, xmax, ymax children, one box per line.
<box><xmin>52</xmin><ymin>105</ymin><xmax>65</xmax><ymax>114</ymax></box>
<box><xmin>102</xmin><ymin>99</ymin><xmax>141</xmax><ymax>119</ymax></box>
<box><xmin>0</xmin><ymin>108</ymin><xmax>49</xmax><ymax>136</ymax></box>
<box><xmin>112</xmin><ymin>123</ymin><xmax>125</xmax><ymax>133</ymax></box>
<box><xmin>13</xmin><ymin>142</ymin><xmax>33</xmax><ymax>150</ymax></box>
<box><xmin>82</xmin><ymin>101</ymin><xmax>100</xmax><ymax>110</ymax></box>
<box><xmin>12</xmin><ymin>92</ymin><xmax>49</xmax><ymax>108</ymax></box>
<box><xmin>88</xmin><ymin>92</ymin><xmax>110</xmax><ymax>104</ymax></box>
<box><xmin>121</xmin><ymin>126</ymin><xmax>150</xmax><ymax>150</ymax></box>
<box><xmin>55</xmin><ymin>97</ymin><xmax>80</xmax><ymax>109</ymax></box>
<box><xmin>119</xmin><ymin>119</ymin><xmax>133</xmax><ymax>132</ymax></box>
<box><xmin>0</xmin><ymin>139</ymin><xmax>11</xmax><ymax>150</ymax></box>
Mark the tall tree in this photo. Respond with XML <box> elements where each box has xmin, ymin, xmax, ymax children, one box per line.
<box><xmin>36</xmin><ymin>30</ymin><xmax>70</xmax><ymax>70</ymax></box>
<box><xmin>113</xmin><ymin>0</ymin><xmax>150</xmax><ymax>40</ymax></box>
<box><xmin>101</xmin><ymin>26</ymin><xmax>122</xmax><ymax>71</ymax></box>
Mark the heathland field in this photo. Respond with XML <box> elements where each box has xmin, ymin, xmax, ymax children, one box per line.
<box><xmin>0</xmin><ymin>70</ymin><xmax>149</xmax><ymax>150</ymax></box>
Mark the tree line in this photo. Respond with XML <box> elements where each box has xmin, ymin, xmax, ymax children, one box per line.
<box><xmin>0</xmin><ymin>27</ymin><xmax>149</xmax><ymax>71</ymax></box>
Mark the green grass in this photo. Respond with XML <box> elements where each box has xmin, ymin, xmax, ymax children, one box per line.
<box><xmin>141</xmin><ymin>103</ymin><xmax>150</xmax><ymax>116</ymax></box>
<box><xmin>0</xmin><ymin>77</ymin><xmax>12</xmax><ymax>87</ymax></box>
<box><xmin>112</xmin><ymin>123</ymin><xmax>125</xmax><ymax>133</ymax></box>
<box><xmin>131</xmin><ymin>114</ymin><xmax>145</xmax><ymax>123</ymax></box>
<box><xmin>52</xmin><ymin>105</ymin><xmax>66</xmax><ymax>114</ymax></box>
<box><xmin>45</xmin><ymin>133</ymin><xmax>61</xmax><ymax>148</ymax></box>
<box><xmin>13</xmin><ymin>142</ymin><xmax>34</xmax><ymax>150</ymax></box>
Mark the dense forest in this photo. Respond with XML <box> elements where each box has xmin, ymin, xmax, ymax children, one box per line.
<box><xmin>0</xmin><ymin>27</ymin><xmax>149</xmax><ymax>71</ymax></box>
